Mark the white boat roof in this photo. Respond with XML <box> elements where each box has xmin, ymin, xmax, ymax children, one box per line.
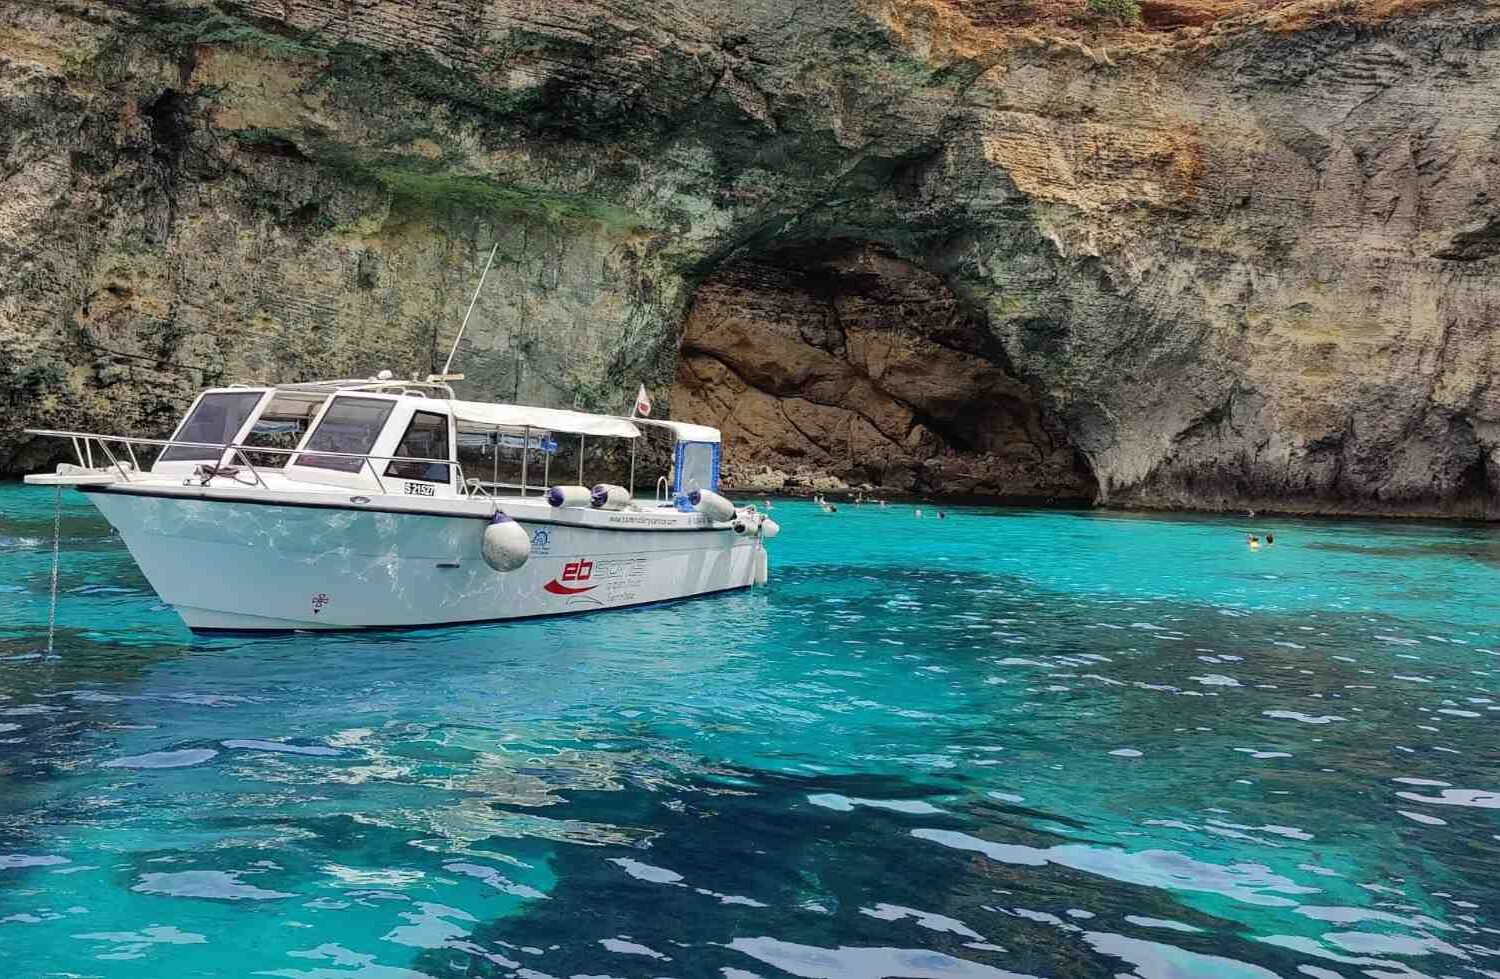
<box><xmin>634</xmin><ymin>418</ymin><xmax>721</xmax><ymax>444</ymax></box>
<box><xmin>260</xmin><ymin>376</ymin><xmax>720</xmax><ymax>442</ymax></box>
<box><xmin>449</xmin><ymin>400</ymin><xmax>643</xmax><ymax>439</ymax></box>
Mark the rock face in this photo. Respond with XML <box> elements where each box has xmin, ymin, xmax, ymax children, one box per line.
<box><xmin>1</xmin><ymin>0</ymin><xmax>1497</xmax><ymax>518</ymax></box>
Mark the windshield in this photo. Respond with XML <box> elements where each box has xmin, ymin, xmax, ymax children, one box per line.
<box><xmin>385</xmin><ymin>411</ymin><xmax>451</xmax><ymax>483</ymax></box>
<box><xmin>294</xmin><ymin>397</ymin><xmax>394</xmax><ymax>473</ymax></box>
<box><xmin>160</xmin><ymin>391</ymin><xmax>266</xmax><ymax>462</ymax></box>
<box><xmin>238</xmin><ymin>392</ymin><xmax>328</xmax><ymax>467</ymax></box>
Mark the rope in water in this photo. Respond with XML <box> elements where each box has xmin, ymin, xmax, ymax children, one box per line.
<box><xmin>47</xmin><ymin>485</ymin><xmax>61</xmax><ymax>656</ymax></box>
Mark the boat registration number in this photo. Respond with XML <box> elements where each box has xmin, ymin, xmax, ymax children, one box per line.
<box><xmin>403</xmin><ymin>482</ymin><xmax>435</xmax><ymax>497</ymax></box>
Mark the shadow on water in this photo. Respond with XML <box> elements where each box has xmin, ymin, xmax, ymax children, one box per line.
<box><xmin>1304</xmin><ymin>538</ymin><xmax>1500</xmax><ymax>567</ymax></box>
<box><xmin>415</xmin><ymin>768</ymin><xmax>1341</xmax><ymax>979</ymax></box>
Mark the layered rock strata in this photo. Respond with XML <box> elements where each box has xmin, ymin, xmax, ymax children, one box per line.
<box><xmin>0</xmin><ymin>0</ymin><xmax>1495</xmax><ymax>517</ymax></box>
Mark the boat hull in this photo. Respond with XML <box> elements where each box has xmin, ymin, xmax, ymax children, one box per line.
<box><xmin>82</xmin><ymin>488</ymin><xmax>764</xmax><ymax>631</ymax></box>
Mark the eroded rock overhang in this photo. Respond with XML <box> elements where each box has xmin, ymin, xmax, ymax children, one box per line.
<box><xmin>672</xmin><ymin>241</ymin><xmax>1096</xmax><ymax>499</ymax></box>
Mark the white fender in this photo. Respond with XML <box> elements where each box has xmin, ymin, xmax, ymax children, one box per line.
<box><xmin>481</xmin><ymin>513</ymin><xmax>531</xmax><ymax>572</ymax></box>
<box><xmin>690</xmin><ymin>488</ymin><xmax>736</xmax><ymax>522</ymax></box>
<box><xmin>754</xmin><ymin>548</ymin><xmax>769</xmax><ymax>586</ymax></box>
<box><xmin>590</xmin><ymin>484</ymin><xmax>631</xmax><ymax>510</ymax></box>
<box><xmin>759</xmin><ymin>517</ymin><xmax>780</xmax><ymax>539</ymax></box>
<box><xmin>546</xmin><ymin>485</ymin><xmax>592</xmax><ymax>508</ymax></box>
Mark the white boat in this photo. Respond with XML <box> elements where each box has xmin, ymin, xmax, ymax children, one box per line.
<box><xmin>22</xmin><ymin>375</ymin><xmax>777</xmax><ymax>632</ymax></box>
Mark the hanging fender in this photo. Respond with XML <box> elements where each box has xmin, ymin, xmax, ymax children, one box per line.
<box><xmin>481</xmin><ymin>512</ymin><xmax>531</xmax><ymax>572</ymax></box>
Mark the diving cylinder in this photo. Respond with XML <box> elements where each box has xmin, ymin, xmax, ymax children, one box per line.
<box><xmin>546</xmin><ymin>485</ymin><xmax>592</xmax><ymax>508</ymax></box>
<box><xmin>590</xmin><ymin>484</ymin><xmax>631</xmax><ymax>510</ymax></box>
<box><xmin>689</xmin><ymin>488</ymin><xmax>736</xmax><ymax>522</ymax></box>
<box><xmin>481</xmin><ymin>512</ymin><xmax>531</xmax><ymax>572</ymax></box>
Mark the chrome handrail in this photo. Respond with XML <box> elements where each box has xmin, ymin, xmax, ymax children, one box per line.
<box><xmin>466</xmin><ymin>478</ymin><xmax>546</xmax><ymax>496</ymax></box>
<box><xmin>94</xmin><ymin>438</ymin><xmax>133</xmax><ymax>484</ymax></box>
<box><xmin>271</xmin><ymin>378</ymin><xmax>456</xmax><ymax>398</ymax></box>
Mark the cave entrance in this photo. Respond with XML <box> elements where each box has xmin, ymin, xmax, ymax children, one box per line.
<box><xmin>671</xmin><ymin>241</ymin><xmax>1097</xmax><ymax>500</ymax></box>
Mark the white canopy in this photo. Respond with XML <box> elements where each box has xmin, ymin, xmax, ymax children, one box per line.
<box><xmin>637</xmin><ymin>419</ymin><xmax>721</xmax><ymax>444</ymax></box>
<box><xmin>450</xmin><ymin>401</ymin><xmax>642</xmax><ymax>439</ymax></box>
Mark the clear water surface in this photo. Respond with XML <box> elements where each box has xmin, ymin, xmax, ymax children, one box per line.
<box><xmin>1</xmin><ymin>482</ymin><xmax>1497</xmax><ymax>978</ymax></box>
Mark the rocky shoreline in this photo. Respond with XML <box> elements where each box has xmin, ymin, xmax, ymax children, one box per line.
<box><xmin>720</xmin><ymin>466</ymin><xmax>1497</xmax><ymax>522</ymax></box>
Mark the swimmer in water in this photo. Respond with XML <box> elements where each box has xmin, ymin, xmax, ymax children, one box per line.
<box><xmin>1266</xmin><ymin>532</ymin><xmax>1275</xmax><ymax>545</ymax></box>
<box><xmin>1248</xmin><ymin>534</ymin><xmax>1260</xmax><ymax>550</ymax></box>
<box><xmin>763</xmin><ymin>498</ymin><xmax>773</xmax><ymax>510</ymax></box>
<box><xmin>938</xmin><ymin>511</ymin><xmax>947</xmax><ymax>519</ymax></box>
<box><xmin>914</xmin><ymin>508</ymin><xmax>923</xmax><ymax>518</ymax></box>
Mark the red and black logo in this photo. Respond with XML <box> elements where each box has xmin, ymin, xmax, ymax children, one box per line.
<box><xmin>544</xmin><ymin>559</ymin><xmax>597</xmax><ymax>595</ymax></box>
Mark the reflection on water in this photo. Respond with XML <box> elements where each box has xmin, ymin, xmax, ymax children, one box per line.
<box><xmin>0</xmin><ymin>484</ymin><xmax>1497</xmax><ymax>978</ymax></box>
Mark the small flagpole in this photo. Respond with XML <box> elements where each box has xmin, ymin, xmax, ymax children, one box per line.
<box><xmin>627</xmin><ymin>385</ymin><xmax>642</xmax><ymax>491</ymax></box>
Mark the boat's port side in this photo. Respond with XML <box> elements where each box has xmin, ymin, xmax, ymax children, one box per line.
<box><xmin>83</xmin><ymin>487</ymin><xmax>762</xmax><ymax>630</ymax></box>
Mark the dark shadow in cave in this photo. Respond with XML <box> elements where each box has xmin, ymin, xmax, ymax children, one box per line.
<box><xmin>671</xmin><ymin>240</ymin><xmax>1097</xmax><ymax>501</ymax></box>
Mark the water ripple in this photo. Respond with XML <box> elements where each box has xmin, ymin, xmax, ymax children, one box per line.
<box><xmin>0</xmin><ymin>491</ymin><xmax>1495</xmax><ymax>977</ymax></box>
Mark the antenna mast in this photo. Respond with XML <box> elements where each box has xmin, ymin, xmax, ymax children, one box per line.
<box><xmin>439</xmin><ymin>242</ymin><xmax>500</xmax><ymax>378</ymax></box>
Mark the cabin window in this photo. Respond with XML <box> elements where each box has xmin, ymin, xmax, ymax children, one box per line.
<box><xmin>295</xmin><ymin>397</ymin><xmax>394</xmax><ymax>473</ymax></box>
<box><xmin>456</xmin><ymin>428</ymin><xmax>556</xmax><ymax>495</ymax></box>
<box><xmin>385</xmin><ymin>411</ymin><xmax>452</xmax><ymax>483</ymax></box>
<box><xmin>673</xmin><ymin>441</ymin><xmax>719</xmax><ymax>495</ymax></box>
<box><xmin>239</xmin><ymin>392</ymin><xmax>328</xmax><ymax>467</ymax></box>
<box><xmin>160</xmin><ymin>391</ymin><xmax>266</xmax><ymax>462</ymax></box>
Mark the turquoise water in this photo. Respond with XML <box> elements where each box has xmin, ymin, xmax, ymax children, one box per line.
<box><xmin>1</xmin><ymin>483</ymin><xmax>1498</xmax><ymax>979</ymax></box>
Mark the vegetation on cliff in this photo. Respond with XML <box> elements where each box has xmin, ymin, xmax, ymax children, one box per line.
<box><xmin>1087</xmin><ymin>0</ymin><xmax>1144</xmax><ymax>24</ymax></box>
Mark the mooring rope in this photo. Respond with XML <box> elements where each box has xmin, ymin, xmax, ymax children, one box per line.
<box><xmin>46</xmin><ymin>485</ymin><xmax>61</xmax><ymax>657</ymax></box>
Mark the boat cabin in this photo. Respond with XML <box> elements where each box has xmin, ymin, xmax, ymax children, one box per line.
<box><xmin>147</xmin><ymin>379</ymin><xmax>720</xmax><ymax>504</ymax></box>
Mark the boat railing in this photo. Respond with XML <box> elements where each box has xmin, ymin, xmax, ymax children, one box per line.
<box><xmin>271</xmin><ymin>377</ymin><xmax>456</xmax><ymax>398</ymax></box>
<box><xmin>23</xmin><ymin>428</ymin><xmax>473</xmax><ymax>498</ymax></box>
<box><xmin>465</xmin><ymin>478</ymin><xmax>551</xmax><ymax>499</ymax></box>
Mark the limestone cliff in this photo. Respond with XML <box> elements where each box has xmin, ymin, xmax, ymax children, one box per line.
<box><xmin>1</xmin><ymin>0</ymin><xmax>1497</xmax><ymax>517</ymax></box>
